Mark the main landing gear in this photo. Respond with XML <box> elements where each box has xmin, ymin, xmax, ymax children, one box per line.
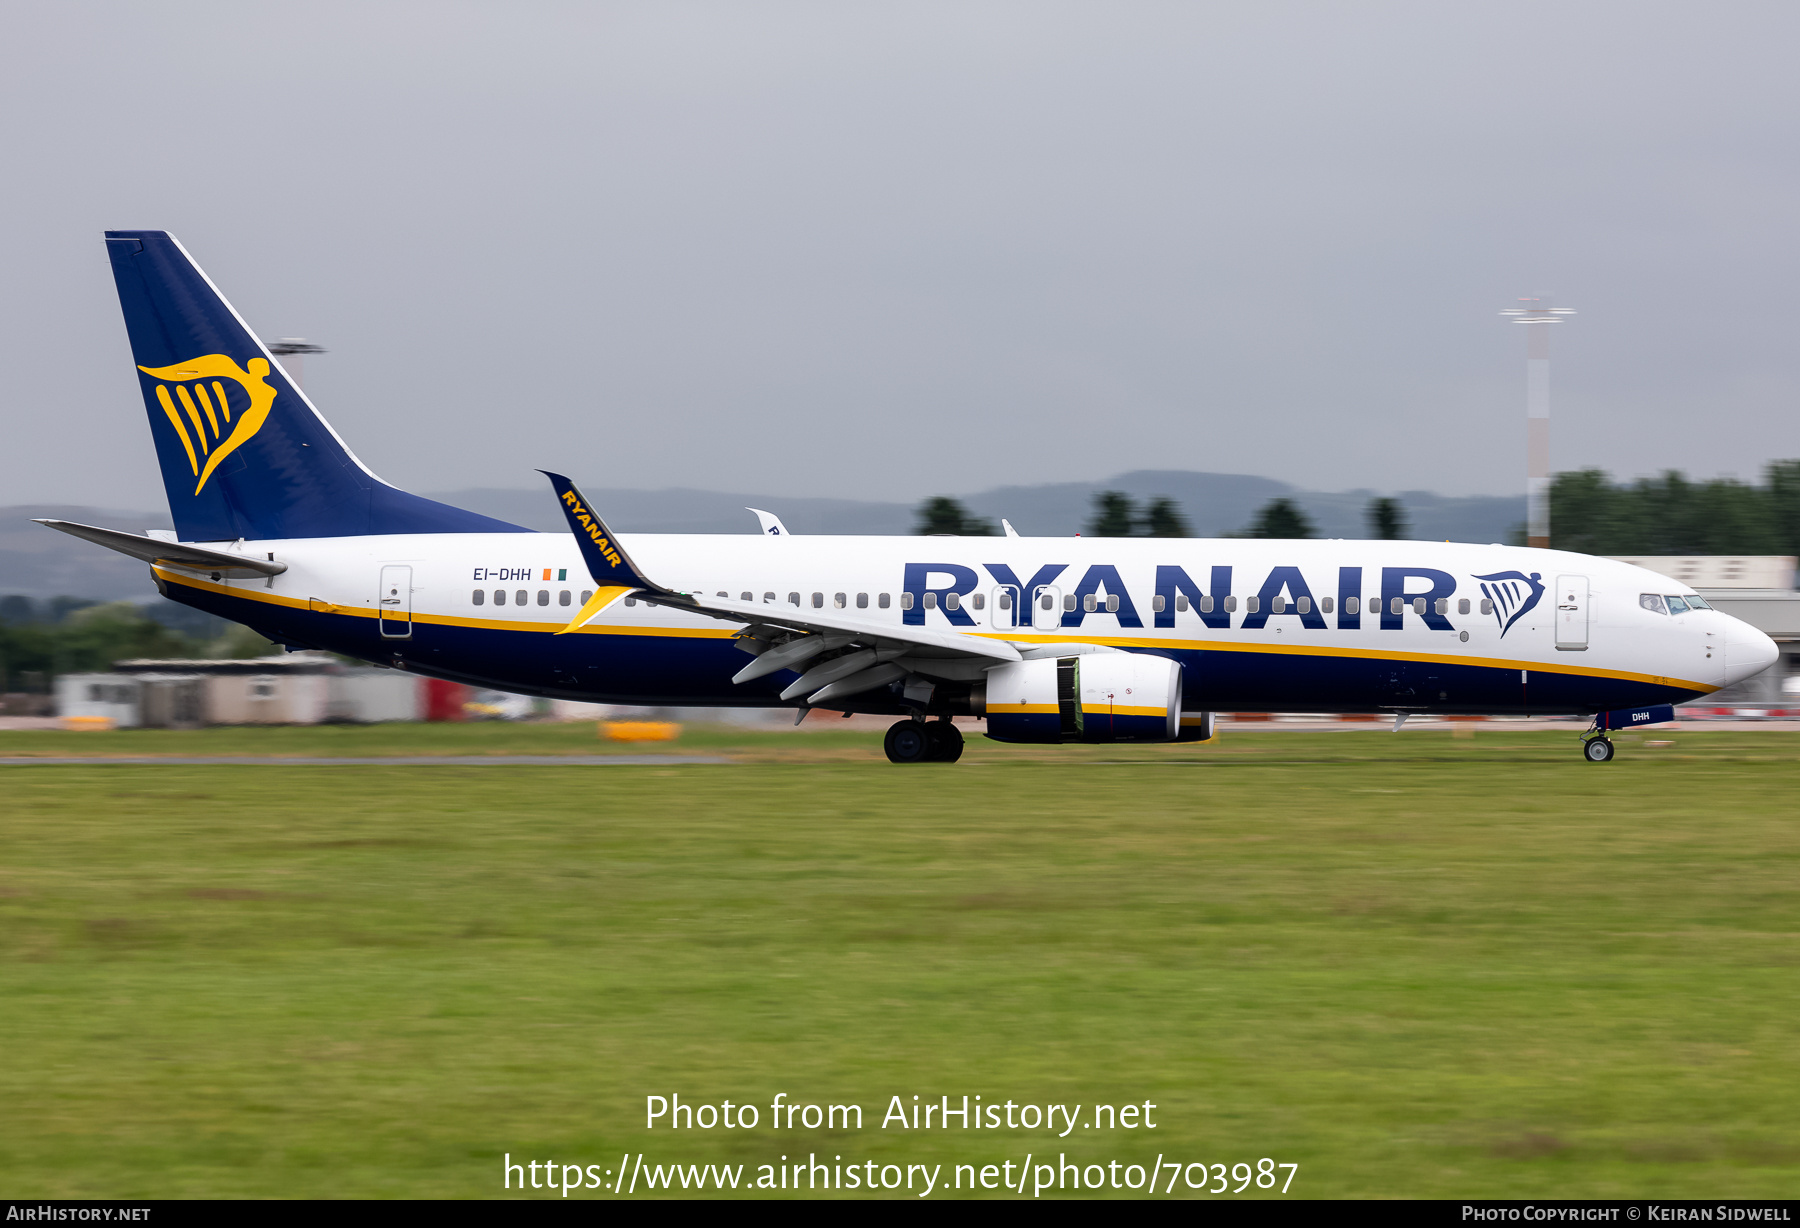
<box><xmin>1582</xmin><ymin>735</ymin><xmax>1615</xmax><ymax>763</ymax></box>
<box><xmin>883</xmin><ymin>718</ymin><xmax>964</xmax><ymax>764</ymax></box>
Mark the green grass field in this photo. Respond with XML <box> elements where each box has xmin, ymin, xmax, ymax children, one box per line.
<box><xmin>2</xmin><ymin>722</ymin><xmax>1797</xmax><ymax>1198</ymax></box>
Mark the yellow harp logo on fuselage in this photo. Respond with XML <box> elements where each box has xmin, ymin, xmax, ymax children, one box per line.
<box><xmin>138</xmin><ymin>354</ymin><xmax>278</xmax><ymax>495</ymax></box>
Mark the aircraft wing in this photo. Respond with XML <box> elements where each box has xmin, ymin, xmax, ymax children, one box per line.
<box><xmin>541</xmin><ymin>472</ymin><xmax>1021</xmax><ymax>704</ymax></box>
<box><xmin>33</xmin><ymin>518</ymin><xmax>287</xmax><ymax>579</ymax></box>
<box><xmin>651</xmin><ymin>590</ymin><xmax>1022</xmax><ymax>662</ymax></box>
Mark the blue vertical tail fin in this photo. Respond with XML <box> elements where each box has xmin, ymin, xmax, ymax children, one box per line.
<box><xmin>105</xmin><ymin>230</ymin><xmax>528</xmax><ymax>541</ymax></box>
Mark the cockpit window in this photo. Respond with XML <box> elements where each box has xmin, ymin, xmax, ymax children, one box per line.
<box><xmin>1685</xmin><ymin>595</ymin><xmax>1711</xmax><ymax>610</ymax></box>
<box><xmin>1639</xmin><ymin>593</ymin><xmax>1667</xmax><ymax>615</ymax></box>
<box><xmin>1665</xmin><ymin>595</ymin><xmax>1691</xmax><ymax>615</ymax></box>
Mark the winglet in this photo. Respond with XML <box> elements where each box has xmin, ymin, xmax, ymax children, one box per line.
<box><xmin>540</xmin><ymin>471</ymin><xmax>664</xmax><ymax>634</ymax></box>
<box><xmin>747</xmin><ymin>507</ymin><xmax>791</xmax><ymax>536</ymax></box>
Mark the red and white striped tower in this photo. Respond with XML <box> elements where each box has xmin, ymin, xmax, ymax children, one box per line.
<box><xmin>1500</xmin><ymin>298</ymin><xmax>1574</xmax><ymax>548</ymax></box>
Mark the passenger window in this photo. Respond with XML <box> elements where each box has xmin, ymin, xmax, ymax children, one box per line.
<box><xmin>1434</xmin><ymin>598</ymin><xmax>1448</xmax><ymax>615</ymax></box>
<box><xmin>834</xmin><ymin>592</ymin><xmax>846</xmax><ymax>608</ymax></box>
<box><xmin>972</xmin><ymin>593</ymin><xmax>985</xmax><ymax>610</ymax></box>
<box><xmin>1041</xmin><ymin>594</ymin><xmax>1054</xmax><ymax>610</ymax></box>
<box><xmin>1321</xmin><ymin>596</ymin><xmax>1333</xmax><ymax>613</ymax></box>
<box><xmin>472</xmin><ymin>589</ymin><xmax>485</xmax><ymax>606</ymax></box>
<box><xmin>1245</xmin><ymin>595</ymin><xmax>1260</xmax><ymax>614</ymax></box>
<box><xmin>1106</xmin><ymin>594</ymin><xmax>1119</xmax><ymax>613</ymax></box>
<box><xmin>560</xmin><ymin>590</ymin><xmax>571</xmax><ymax>606</ymax></box>
<box><xmin>1083</xmin><ymin>593</ymin><xmax>1097</xmax><ymax>613</ymax></box>
<box><xmin>1666</xmin><ymin>595</ymin><xmax>1690</xmax><ymax>614</ymax></box>
<box><xmin>1177</xmin><ymin>594</ymin><xmax>1190</xmax><ymax>612</ymax></box>
<box><xmin>1063</xmin><ymin>594</ymin><xmax>1076</xmax><ymax>611</ymax></box>
<box><xmin>923</xmin><ymin>592</ymin><xmax>938</xmax><ymax>610</ymax></box>
<box><xmin>788</xmin><ymin>592</ymin><xmax>800</xmax><ymax>606</ymax></box>
<box><xmin>857</xmin><ymin>593</ymin><xmax>868</xmax><ymax>608</ymax></box>
<box><xmin>624</xmin><ymin>597</ymin><xmax>636</xmax><ymax>607</ymax></box>
<box><xmin>1224</xmin><ymin>595</ymin><xmax>1237</xmax><ymax>613</ymax></box>
<box><xmin>764</xmin><ymin>592</ymin><xmax>776</xmax><ymax>603</ymax></box>
<box><xmin>998</xmin><ymin>592</ymin><xmax>1012</xmax><ymax>610</ymax></box>
<box><xmin>1297</xmin><ymin>596</ymin><xmax>1312</xmax><ymax>614</ymax></box>
<box><xmin>538</xmin><ymin>590</ymin><xmax>550</xmax><ymax>606</ymax></box>
<box><xmin>811</xmin><ymin>592</ymin><xmax>823</xmax><ymax>608</ymax></box>
<box><xmin>1152</xmin><ymin>595</ymin><xmax>1166</xmax><ymax>613</ymax></box>
<box><xmin>1197</xmin><ymin>595</ymin><xmax>1211</xmax><ymax>613</ymax></box>
<box><xmin>515</xmin><ymin>589</ymin><xmax>527</xmax><ymax>606</ymax></box>
<box><xmin>1391</xmin><ymin>597</ymin><xmax>1404</xmax><ymax>615</ymax></box>
<box><xmin>879</xmin><ymin>593</ymin><xmax>891</xmax><ymax>609</ymax></box>
<box><xmin>1480</xmin><ymin>598</ymin><xmax>1492</xmax><ymax>614</ymax></box>
<box><xmin>1270</xmin><ymin>596</ymin><xmax>1286</xmax><ymax>614</ymax></box>
<box><xmin>494</xmin><ymin>590</ymin><xmax>506</xmax><ymax>606</ymax></box>
<box><xmin>1345</xmin><ymin>596</ymin><xmax>1359</xmax><ymax>615</ymax></box>
<box><xmin>945</xmin><ymin>592</ymin><xmax>959</xmax><ymax>611</ymax></box>
<box><xmin>581</xmin><ymin>590</ymin><xmax>593</xmax><ymax>604</ymax></box>
<box><xmin>900</xmin><ymin>593</ymin><xmax>914</xmax><ymax>610</ymax></box>
<box><xmin>1458</xmin><ymin>598</ymin><xmax>1470</xmax><ymax>615</ymax></box>
<box><xmin>1412</xmin><ymin>598</ymin><xmax>1425</xmax><ymax>615</ymax></box>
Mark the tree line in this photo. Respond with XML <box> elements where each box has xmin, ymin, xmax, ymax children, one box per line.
<box><xmin>914</xmin><ymin>462</ymin><xmax>1800</xmax><ymax>558</ymax></box>
<box><xmin>913</xmin><ymin>491</ymin><xmax>1408</xmax><ymax>540</ymax></box>
<box><xmin>0</xmin><ymin>598</ymin><xmax>273</xmax><ymax>693</ymax></box>
<box><xmin>1547</xmin><ymin>462</ymin><xmax>1800</xmax><ymax>557</ymax></box>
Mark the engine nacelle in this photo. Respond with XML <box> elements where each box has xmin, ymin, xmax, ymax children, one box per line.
<box><xmin>983</xmin><ymin>652</ymin><xmax>1187</xmax><ymax>743</ymax></box>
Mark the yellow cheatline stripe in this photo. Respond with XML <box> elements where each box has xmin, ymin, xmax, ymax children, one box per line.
<box><xmin>194</xmin><ymin>382</ymin><xmax>221</xmax><ymax>435</ymax></box>
<box><xmin>556</xmin><ymin>585</ymin><xmax>632</xmax><ymax>636</ymax></box>
<box><xmin>988</xmin><ymin>703</ymin><xmax>1058</xmax><ymax>714</ymax></box>
<box><xmin>1090</xmin><ymin>704</ymin><xmax>1167</xmax><ymax>717</ymax></box>
<box><xmin>154</xmin><ymin>385</ymin><xmax>198</xmax><ymax>474</ymax></box>
<box><xmin>213</xmin><ymin>380</ymin><xmax>232</xmax><ymax>422</ymax></box>
<box><xmin>980</xmin><ymin>630</ymin><xmax>1713</xmax><ymax>693</ymax></box>
<box><xmin>174</xmin><ymin>385</ymin><xmax>210</xmax><ymax>452</ymax></box>
<box><xmin>153</xmin><ymin>570</ymin><xmax>736</xmax><ymax>639</ymax></box>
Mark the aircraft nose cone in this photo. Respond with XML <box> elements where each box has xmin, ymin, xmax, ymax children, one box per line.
<box><xmin>1724</xmin><ymin>617</ymin><xmax>1779</xmax><ymax>687</ymax></box>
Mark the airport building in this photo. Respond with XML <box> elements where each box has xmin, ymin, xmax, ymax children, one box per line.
<box><xmin>54</xmin><ymin>654</ymin><xmax>452</xmax><ymax>728</ymax></box>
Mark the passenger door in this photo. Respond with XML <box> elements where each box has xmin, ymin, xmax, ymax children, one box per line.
<box><xmin>1555</xmin><ymin>574</ymin><xmax>1588</xmax><ymax>650</ymax></box>
<box><xmin>379</xmin><ymin>565</ymin><xmax>413</xmax><ymax>639</ymax></box>
<box><xmin>1032</xmin><ymin>584</ymin><xmax>1063</xmax><ymax>631</ymax></box>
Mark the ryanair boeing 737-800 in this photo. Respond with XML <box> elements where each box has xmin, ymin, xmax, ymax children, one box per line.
<box><xmin>36</xmin><ymin>231</ymin><xmax>1779</xmax><ymax>762</ymax></box>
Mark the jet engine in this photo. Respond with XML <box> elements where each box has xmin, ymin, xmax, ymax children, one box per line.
<box><xmin>983</xmin><ymin>652</ymin><xmax>1191</xmax><ymax>743</ymax></box>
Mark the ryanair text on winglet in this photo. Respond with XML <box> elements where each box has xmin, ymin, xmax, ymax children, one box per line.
<box><xmin>560</xmin><ymin>490</ymin><xmax>624</xmax><ymax>569</ymax></box>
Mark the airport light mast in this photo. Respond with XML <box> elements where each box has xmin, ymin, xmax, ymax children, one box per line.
<box><xmin>1500</xmin><ymin>298</ymin><xmax>1574</xmax><ymax>549</ymax></box>
<box><xmin>268</xmin><ymin>337</ymin><xmax>324</xmax><ymax>391</ymax></box>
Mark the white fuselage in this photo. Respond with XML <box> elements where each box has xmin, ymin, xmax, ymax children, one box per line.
<box><xmin>152</xmin><ymin>532</ymin><xmax>1777</xmax><ymax>715</ymax></box>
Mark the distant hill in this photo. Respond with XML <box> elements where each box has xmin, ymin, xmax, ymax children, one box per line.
<box><xmin>0</xmin><ymin>475</ymin><xmax>1524</xmax><ymax>601</ymax></box>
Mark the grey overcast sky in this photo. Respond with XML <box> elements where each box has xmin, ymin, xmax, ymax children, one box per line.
<box><xmin>2</xmin><ymin>1</ymin><xmax>1797</xmax><ymax>510</ymax></box>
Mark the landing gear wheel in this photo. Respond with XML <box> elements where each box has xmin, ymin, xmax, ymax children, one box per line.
<box><xmin>1583</xmin><ymin>737</ymin><xmax>1615</xmax><ymax>763</ymax></box>
<box><xmin>884</xmin><ymin>720</ymin><xmax>931</xmax><ymax>764</ymax></box>
<box><xmin>924</xmin><ymin>720</ymin><xmax>964</xmax><ymax>763</ymax></box>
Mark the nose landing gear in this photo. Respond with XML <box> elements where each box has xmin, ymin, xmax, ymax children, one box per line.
<box><xmin>1582</xmin><ymin>735</ymin><xmax>1615</xmax><ymax>763</ymax></box>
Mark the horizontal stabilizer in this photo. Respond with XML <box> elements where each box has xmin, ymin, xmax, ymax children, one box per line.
<box><xmin>34</xmin><ymin>519</ymin><xmax>287</xmax><ymax>578</ymax></box>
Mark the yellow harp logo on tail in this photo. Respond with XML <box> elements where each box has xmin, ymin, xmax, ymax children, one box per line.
<box><xmin>137</xmin><ymin>354</ymin><xmax>278</xmax><ymax>495</ymax></box>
